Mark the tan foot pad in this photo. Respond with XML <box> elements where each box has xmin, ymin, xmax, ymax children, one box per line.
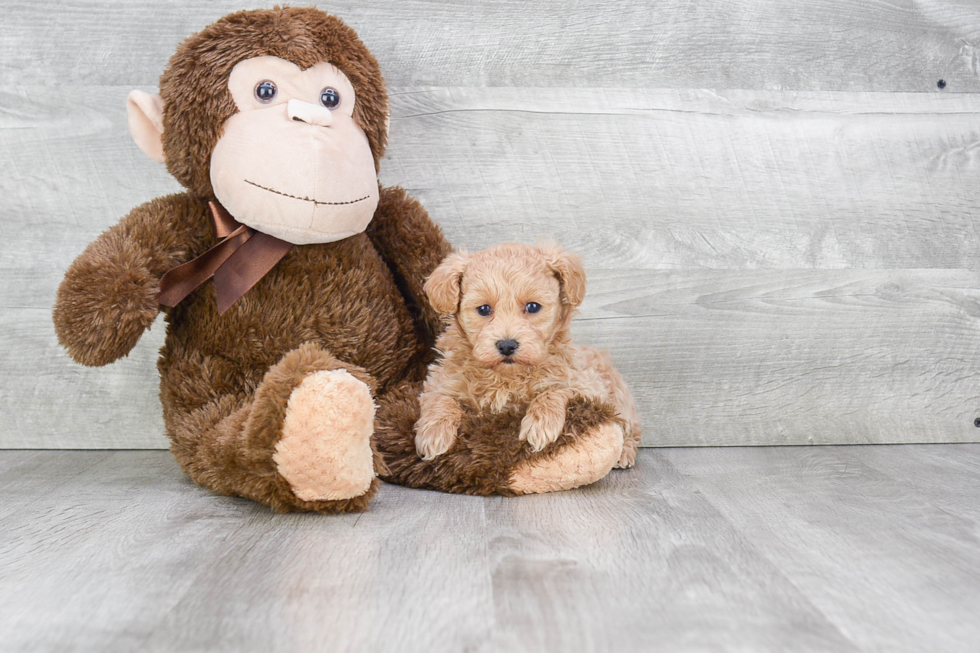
<box><xmin>509</xmin><ymin>422</ymin><xmax>624</xmax><ymax>495</ymax></box>
<box><xmin>274</xmin><ymin>369</ymin><xmax>376</xmax><ymax>501</ymax></box>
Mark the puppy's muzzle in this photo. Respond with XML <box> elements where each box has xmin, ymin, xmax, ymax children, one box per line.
<box><xmin>496</xmin><ymin>339</ymin><xmax>519</xmax><ymax>357</ymax></box>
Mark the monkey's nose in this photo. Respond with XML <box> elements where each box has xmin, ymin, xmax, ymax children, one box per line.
<box><xmin>496</xmin><ymin>339</ymin><xmax>519</xmax><ymax>357</ymax></box>
<box><xmin>287</xmin><ymin>99</ymin><xmax>334</xmax><ymax>127</ymax></box>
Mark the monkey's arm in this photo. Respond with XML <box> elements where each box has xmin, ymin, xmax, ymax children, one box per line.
<box><xmin>367</xmin><ymin>186</ymin><xmax>453</xmax><ymax>349</ymax></box>
<box><xmin>53</xmin><ymin>192</ymin><xmax>211</xmax><ymax>366</ymax></box>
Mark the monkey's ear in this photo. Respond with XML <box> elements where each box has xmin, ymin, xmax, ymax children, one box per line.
<box><xmin>543</xmin><ymin>246</ymin><xmax>586</xmax><ymax>308</ymax></box>
<box><xmin>126</xmin><ymin>90</ymin><xmax>165</xmax><ymax>164</ymax></box>
<box><xmin>424</xmin><ymin>251</ymin><xmax>469</xmax><ymax>315</ymax></box>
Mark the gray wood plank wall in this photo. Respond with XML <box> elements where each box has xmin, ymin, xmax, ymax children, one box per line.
<box><xmin>2</xmin><ymin>0</ymin><xmax>979</xmax><ymax>448</ymax></box>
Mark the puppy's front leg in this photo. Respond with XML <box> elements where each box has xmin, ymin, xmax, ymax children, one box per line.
<box><xmin>415</xmin><ymin>392</ymin><xmax>464</xmax><ymax>460</ymax></box>
<box><xmin>520</xmin><ymin>390</ymin><xmax>572</xmax><ymax>452</ymax></box>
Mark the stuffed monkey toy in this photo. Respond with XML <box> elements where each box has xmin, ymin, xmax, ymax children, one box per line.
<box><xmin>53</xmin><ymin>7</ymin><xmax>625</xmax><ymax>512</ymax></box>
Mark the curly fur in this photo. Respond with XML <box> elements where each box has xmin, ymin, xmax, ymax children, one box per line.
<box><xmin>416</xmin><ymin>243</ymin><xmax>641</xmax><ymax>471</ymax></box>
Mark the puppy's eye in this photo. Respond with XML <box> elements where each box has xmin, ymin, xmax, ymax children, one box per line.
<box><xmin>476</xmin><ymin>304</ymin><xmax>492</xmax><ymax>317</ymax></box>
<box><xmin>525</xmin><ymin>302</ymin><xmax>542</xmax><ymax>314</ymax></box>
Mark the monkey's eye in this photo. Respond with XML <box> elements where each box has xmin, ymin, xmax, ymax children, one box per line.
<box><xmin>254</xmin><ymin>80</ymin><xmax>277</xmax><ymax>103</ymax></box>
<box><xmin>525</xmin><ymin>302</ymin><xmax>542</xmax><ymax>314</ymax></box>
<box><xmin>319</xmin><ymin>87</ymin><xmax>341</xmax><ymax>109</ymax></box>
<box><xmin>476</xmin><ymin>304</ymin><xmax>492</xmax><ymax>317</ymax></box>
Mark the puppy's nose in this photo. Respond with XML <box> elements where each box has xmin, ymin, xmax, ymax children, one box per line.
<box><xmin>496</xmin><ymin>339</ymin><xmax>519</xmax><ymax>357</ymax></box>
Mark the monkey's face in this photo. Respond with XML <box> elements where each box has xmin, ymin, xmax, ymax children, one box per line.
<box><xmin>127</xmin><ymin>9</ymin><xmax>391</xmax><ymax>241</ymax></box>
<box><xmin>209</xmin><ymin>56</ymin><xmax>379</xmax><ymax>245</ymax></box>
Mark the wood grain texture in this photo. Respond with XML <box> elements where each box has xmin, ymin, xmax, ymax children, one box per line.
<box><xmin>6</xmin><ymin>268</ymin><xmax>979</xmax><ymax>447</ymax></box>
<box><xmin>3</xmin><ymin>4</ymin><xmax>980</xmax><ymax>449</ymax></box>
<box><xmin>384</xmin><ymin>88</ymin><xmax>980</xmax><ymax>270</ymax></box>
<box><xmin>7</xmin><ymin>87</ymin><xmax>980</xmax><ymax>304</ymax></box>
<box><xmin>576</xmin><ymin>268</ymin><xmax>980</xmax><ymax>446</ymax></box>
<box><xmin>481</xmin><ymin>452</ymin><xmax>858</xmax><ymax>653</ymax></box>
<box><xmin>2</xmin><ymin>0</ymin><xmax>979</xmax><ymax>92</ymax></box>
<box><xmin>0</xmin><ymin>309</ymin><xmax>168</xmax><ymax>449</ymax></box>
<box><xmin>2</xmin><ymin>84</ymin><xmax>979</xmax><ymax>447</ymax></box>
<box><xmin>2</xmin><ymin>447</ymin><xmax>979</xmax><ymax>652</ymax></box>
<box><xmin>662</xmin><ymin>445</ymin><xmax>980</xmax><ymax>653</ymax></box>
<box><xmin>831</xmin><ymin>443</ymin><xmax>980</xmax><ymax>520</ymax></box>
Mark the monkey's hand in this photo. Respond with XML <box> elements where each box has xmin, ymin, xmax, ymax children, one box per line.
<box><xmin>520</xmin><ymin>390</ymin><xmax>572</xmax><ymax>452</ymax></box>
<box><xmin>53</xmin><ymin>229</ymin><xmax>161</xmax><ymax>367</ymax></box>
<box><xmin>414</xmin><ymin>391</ymin><xmax>463</xmax><ymax>460</ymax></box>
<box><xmin>53</xmin><ymin>194</ymin><xmax>209</xmax><ymax>367</ymax></box>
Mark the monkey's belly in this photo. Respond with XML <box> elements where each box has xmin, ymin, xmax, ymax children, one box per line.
<box><xmin>157</xmin><ymin>234</ymin><xmax>422</xmax><ymax>412</ymax></box>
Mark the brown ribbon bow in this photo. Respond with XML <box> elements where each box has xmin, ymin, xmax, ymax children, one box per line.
<box><xmin>157</xmin><ymin>202</ymin><xmax>293</xmax><ymax>315</ymax></box>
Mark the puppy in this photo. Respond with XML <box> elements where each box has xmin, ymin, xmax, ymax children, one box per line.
<box><xmin>414</xmin><ymin>243</ymin><xmax>641</xmax><ymax>467</ymax></box>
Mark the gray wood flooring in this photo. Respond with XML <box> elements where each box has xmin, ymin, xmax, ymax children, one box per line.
<box><xmin>2</xmin><ymin>446</ymin><xmax>978</xmax><ymax>653</ymax></box>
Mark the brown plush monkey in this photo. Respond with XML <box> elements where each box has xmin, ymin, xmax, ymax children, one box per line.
<box><xmin>53</xmin><ymin>7</ymin><xmax>624</xmax><ymax>512</ymax></box>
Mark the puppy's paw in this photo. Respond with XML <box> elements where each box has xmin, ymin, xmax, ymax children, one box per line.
<box><xmin>614</xmin><ymin>423</ymin><xmax>641</xmax><ymax>469</ymax></box>
<box><xmin>614</xmin><ymin>446</ymin><xmax>636</xmax><ymax>469</ymax></box>
<box><xmin>519</xmin><ymin>405</ymin><xmax>566</xmax><ymax>452</ymax></box>
<box><xmin>414</xmin><ymin>417</ymin><xmax>458</xmax><ymax>460</ymax></box>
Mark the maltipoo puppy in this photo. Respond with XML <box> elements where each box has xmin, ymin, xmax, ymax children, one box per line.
<box><xmin>415</xmin><ymin>243</ymin><xmax>641</xmax><ymax>467</ymax></box>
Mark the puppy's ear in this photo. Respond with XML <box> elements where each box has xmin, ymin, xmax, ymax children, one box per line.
<box><xmin>425</xmin><ymin>251</ymin><xmax>470</xmax><ymax>315</ymax></box>
<box><xmin>543</xmin><ymin>247</ymin><xmax>586</xmax><ymax>307</ymax></box>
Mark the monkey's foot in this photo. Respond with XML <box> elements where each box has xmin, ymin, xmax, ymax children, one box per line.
<box><xmin>375</xmin><ymin>388</ymin><xmax>626</xmax><ymax>496</ymax></box>
<box><xmin>509</xmin><ymin>421</ymin><xmax>624</xmax><ymax>495</ymax></box>
<box><xmin>273</xmin><ymin>369</ymin><xmax>377</xmax><ymax>502</ymax></box>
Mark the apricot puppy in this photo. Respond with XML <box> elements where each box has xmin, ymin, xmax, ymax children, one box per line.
<box><xmin>415</xmin><ymin>243</ymin><xmax>641</xmax><ymax>467</ymax></box>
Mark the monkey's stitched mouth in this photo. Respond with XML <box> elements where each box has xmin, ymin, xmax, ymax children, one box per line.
<box><xmin>244</xmin><ymin>180</ymin><xmax>369</xmax><ymax>206</ymax></box>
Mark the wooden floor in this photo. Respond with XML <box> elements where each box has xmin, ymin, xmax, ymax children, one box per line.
<box><xmin>2</xmin><ymin>446</ymin><xmax>978</xmax><ymax>653</ymax></box>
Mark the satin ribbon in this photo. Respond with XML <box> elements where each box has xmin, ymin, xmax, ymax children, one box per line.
<box><xmin>157</xmin><ymin>201</ymin><xmax>293</xmax><ymax>315</ymax></box>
